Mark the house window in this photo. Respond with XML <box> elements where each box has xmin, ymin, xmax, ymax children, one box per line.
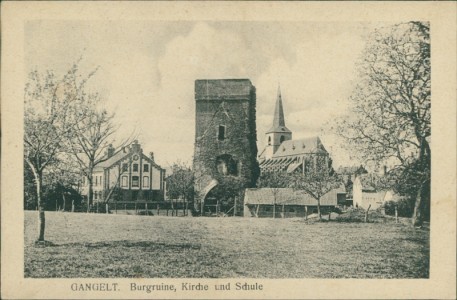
<box><xmin>95</xmin><ymin>176</ymin><xmax>98</xmax><ymax>186</ymax></box>
<box><xmin>132</xmin><ymin>176</ymin><xmax>139</xmax><ymax>187</ymax></box>
<box><xmin>133</xmin><ymin>164</ymin><xmax>139</xmax><ymax>172</ymax></box>
<box><xmin>218</xmin><ymin>125</ymin><xmax>226</xmax><ymax>141</ymax></box>
<box><xmin>143</xmin><ymin>176</ymin><xmax>149</xmax><ymax>188</ymax></box>
<box><xmin>121</xmin><ymin>176</ymin><xmax>128</xmax><ymax>187</ymax></box>
<box><xmin>143</xmin><ymin>164</ymin><xmax>149</xmax><ymax>172</ymax></box>
<box><xmin>265</xmin><ymin>207</ymin><xmax>271</xmax><ymax>212</ymax></box>
<box><xmin>122</xmin><ymin>163</ymin><xmax>128</xmax><ymax>172</ymax></box>
<box><xmin>94</xmin><ymin>192</ymin><xmax>98</xmax><ymax>200</ymax></box>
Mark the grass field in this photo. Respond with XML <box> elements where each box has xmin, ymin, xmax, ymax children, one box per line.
<box><xmin>24</xmin><ymin>211</ymin><xmax>429</xmax><ymax>278</ymax></box>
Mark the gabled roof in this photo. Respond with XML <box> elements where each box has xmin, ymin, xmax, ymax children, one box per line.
<box><xmin>93</xmin><ymin>147</ymin><xmax>163</xmax><ymax>172</ymax></box>
<box><xmin>245</xmin><ymin>185</ymin><xmax>346</xmax><ymax>206</ymax></box>
<box><xmin>271</xmin><ymin>136</ymin><xmax>327</xmax><ymax>158</ymax></box>
<box><xmin>96</xmin><ymin>148</ymin><xmax>130</xmax><ymax>169</ymax></box>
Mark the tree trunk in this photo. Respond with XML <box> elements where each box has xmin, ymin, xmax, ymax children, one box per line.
<box><xmin>305</xmin><ymin>206</ymin><xmax>308</xmax><ymax>220</ymax></box>
<box><xmin>87</xmin><ymin>176</ymin><xmax>93</xmax><ymax>213</ymax></box>
<box><xmin>317</xmin><ymin>198</ymin><xmax>322</xmax><ymax>220</ymax></box>
<box><xmin>395</xmin><ymin>205</ymin><xmax>398</xmax><ymax>223</ymax></box>
<box><xmin>364</xmin><ymin>204</ymin><xmax>371</xmax><ymax>223</ymax></box>
<box><xmin>72</xmin><ymin>199</ymin><xmax>75</xmax><ymax>212</ymax></box>
<box><xmin>412</xmin><ymin>183</ymin><xmax>424</xmax><ymax>227</ymax></box>
<box><xmin>62</xmin><ymin>193</ymin><xmax>66</xmax><ymax>212</ymax></box>
<box><xmin>36</xmin><ymin>172</ymin><xmax>45</xmax><ymax>241</ymax></box>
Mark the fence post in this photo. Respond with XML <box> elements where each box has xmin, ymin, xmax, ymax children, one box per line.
<box><xmin>395</xmin><ymin>205</ymin><xmax>398</xmax><ymax>223</ymax></box>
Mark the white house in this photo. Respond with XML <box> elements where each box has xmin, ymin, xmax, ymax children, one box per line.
<box><xmin>353</xmin><ymin>174</ymin><xmax>386</xmax><ymax>210</ymax></box>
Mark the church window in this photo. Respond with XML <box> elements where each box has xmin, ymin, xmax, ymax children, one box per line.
<box><xmin>133</xmin><ymin>164</ymin><xmax>139</xmax><ymax>172</ymax></box>
<box><xmin>121</xmin><ymin>176</ymin><xmax>128</xmax><ymax>187</ymax></box>
<box><xmin>268</xmin><ymin>136</ymin><xmax>271</xmax><ymax>145</ymax></box>
<box><xmin>143</xmin><ymin>164</ymin><xmax>149</xmax><ymax>172</ymax></box>
<box><xmin>132</xmin><ymin>176</ymin><xmax>139</xmax><ymax>187</ymax></box>
<box><xmin>280</xmin><ymin>135</ymin><xmax>285</xmax><ymax>143</ymax></box>
<box><xmin>143</xmin><ymin>176</ymin><xmax>150</xmax><ymax>188</ymax></box>
<box><xmin>218</xmin><ymin>125</ymin><xmax>226</xmax><ymax>141</ymax></box>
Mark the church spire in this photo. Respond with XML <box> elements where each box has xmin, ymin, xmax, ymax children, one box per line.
<box><xmin>267</xmin><ymin>84</ymin><xmax>291</xmax><ymax>133</ymax></box>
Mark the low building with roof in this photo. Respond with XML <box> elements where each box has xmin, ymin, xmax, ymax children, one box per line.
<box><xmin>244</xmin><ymin>184</ymin><xmax>346</xmax><ymax>218</ymax></box>
<box><xmin>81</xmin><ymin>140</ymin><xmax>166</xmax><ymax>210</ymax></box>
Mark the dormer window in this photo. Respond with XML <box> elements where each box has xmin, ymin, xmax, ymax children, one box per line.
<box><xmin>218</xmin><ymin>125</ymin><xmax>226</xmax><ymax>141</ymax></box>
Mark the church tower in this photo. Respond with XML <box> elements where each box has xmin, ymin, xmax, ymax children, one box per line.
<box><xmin>193</xmin><ymin>79</ymin><xmax>259</xmax><ymax>215</ymax></box>
<box><xmin>264</xmin><ymin>85</ymin><xmax>292</xmax><ymax>160</ymax></box>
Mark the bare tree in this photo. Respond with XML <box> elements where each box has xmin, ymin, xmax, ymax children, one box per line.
<box><xmin>65</xmin><ymin>91</ymin><xmax>135</xmax><ymax>212</ymax></box>
<box><xmin>24</xmin><ymin>64</ymin><xmax>86</xmax><ymax>241</ymax></box>
<box><xmin>257</xmin><ymin>170</ymin><xmax>289</xmax><ymax>218</ymax></box>
<box><xmin>166</xmin><ymin>161</ymin><xmax>195</xmax><ymax>216</ymax></box>
<box><xmin>334</xmin><ymin>22</ymin><xmax>430</xmax><ymax>226</ymax></box>
<box><xmin>289</xmin><ymin>157</ymin><xmax>341</xmax><ymax>221</ymax></box>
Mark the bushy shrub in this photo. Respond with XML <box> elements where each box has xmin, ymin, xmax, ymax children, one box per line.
<box><xmin>384</xmin><ymin>199</ymin><xmax>414</xmax><ymax>218</ymax></box>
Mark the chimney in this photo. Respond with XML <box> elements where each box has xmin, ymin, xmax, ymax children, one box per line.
<box><xmin>131</xmin><ymin>140</ymin><xmax>141</xmax><ymax>153</ymax></box>
<box><xmin>106</xmin><ymin>144</ymin><xmax>115</xmax><ymax>158</ymax></box>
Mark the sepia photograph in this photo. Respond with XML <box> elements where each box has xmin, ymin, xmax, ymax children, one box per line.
<box><xmin>1</xmin><ymin>2</ymin><xmax>456</xmax><ymax>299</ymax></box>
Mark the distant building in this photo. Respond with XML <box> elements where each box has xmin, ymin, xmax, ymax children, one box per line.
<box><xmin>353</xmin><ymin>174</ymin><xmax>386</xmax><ymax>209</ymax></box>
<box><xmin>336</xmin><ymin>165</ymin><xmax>368</xmax><ymax>206</ymax></box>
<box><xmin>258</xmin><ymin>86</ymin><xmax>331</xmax><ymax>174</ymax></box>
<box><xmin>244</xmin><ymin>185</ymin><xmax>346</xmax><ymax>218</ymax></box>
<box><xmin>193</xmin><ymin>79</ymin><xmax>259</xmax><ymax>215</ymax></box>
<box><xmin>81</xmin><ymin>140</ymin><xmax>166</xmax><ymax>206</ymax></box>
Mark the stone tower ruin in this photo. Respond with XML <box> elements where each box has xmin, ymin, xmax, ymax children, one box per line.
<box><xmin>193</xmin><ymin>79</ymin><xmax>259</xmax><ymax>215</ymax></box>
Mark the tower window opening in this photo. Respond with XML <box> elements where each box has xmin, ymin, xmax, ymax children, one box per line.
<box><xmin>268</xmin><ymin>136</ymin><xmax>271</xmax><ymax>145</ymax></box>
<box><xmin>280</xmin><ymin>135</ymin><xmax>285</xmax><ymax>143</ymax></box>
<box><xmin>216</xmin><ymin>154</ymin><xmax>238</xmax><ymax>176</ymax></box>
<box><xmin>218</xmin><ymin>125</ymin><xmax>226</xmax><ymax>141</ymax></box>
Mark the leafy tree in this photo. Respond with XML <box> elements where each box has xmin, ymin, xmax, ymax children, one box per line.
<box><xmin>24</xmin><ymin>64</ymin><xmax>85</xmax><ymax>241</ymax></box>
<box><xmin>257</xmin><ymin>170</ymin><xmax>290</xmax><ymax>218</ymax></box>
<box><xmin>334</xmin><ymin>22</ymin><xmax>430</xmax><ymax>226</ymax></box>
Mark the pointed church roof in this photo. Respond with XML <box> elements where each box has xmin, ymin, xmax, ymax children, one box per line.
<box><xmin>267</xmin><ymin>85</ymin><xmax>292</xmax><ymax>134</ymax></box>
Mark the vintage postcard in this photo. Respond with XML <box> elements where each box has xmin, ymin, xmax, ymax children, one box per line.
<box><xmin>1</xmin><ymin>1</ymin><xmax>456</xmax><ymax>299</ymax></box>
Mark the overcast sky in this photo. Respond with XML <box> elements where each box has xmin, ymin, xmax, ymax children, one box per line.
<box><xmin>25</xmin><ymin>20</ymin><xmax>384</xmax><ymax>169</ymax></box>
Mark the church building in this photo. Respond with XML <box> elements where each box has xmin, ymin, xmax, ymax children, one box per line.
<box><xmin>258</xmin><ymin>86</ymin><xmax>331</xmax><ymax>174</ymax></box>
